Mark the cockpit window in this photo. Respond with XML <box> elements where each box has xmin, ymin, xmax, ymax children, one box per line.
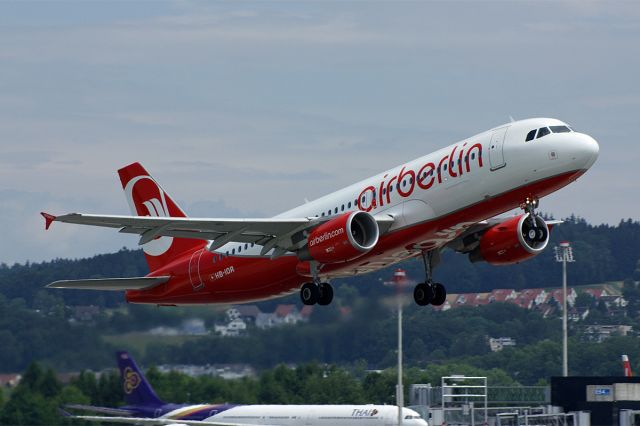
<box><xmin>536</xmin><ymin>127</ymin><xmax>550</xmax><ymax>139</ymax></box>
<box><xmin>525</xmin><ymin>129</ymin><xmax>537</xmax><ymax>142</ymax></box>
<box><xmin>550</xmin><ymin>125</ymin><xmax>571</xmax><ymax>133</ymax></box>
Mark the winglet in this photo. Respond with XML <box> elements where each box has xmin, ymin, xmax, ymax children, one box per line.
<box><xmin>41</xmin><ymin>212</ymin><xmax>56</xmax><ymax>230</ymax></box>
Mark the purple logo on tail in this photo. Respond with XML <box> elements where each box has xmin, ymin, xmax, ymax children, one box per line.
<box><xmin>123</xmin><ymin>367</ymin><xmax>141</xmax><ymax>394</ymax></box>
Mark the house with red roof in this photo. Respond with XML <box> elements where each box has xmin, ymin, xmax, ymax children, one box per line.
<box><xmin>489</xmin><ymin>289</ymin><xmax>518</xmax><ymax>303</ymax></box>
<box><xmin>0</xmin><ymin>374</ymin><xmax>21</xmax><ymax>388</ymax></box>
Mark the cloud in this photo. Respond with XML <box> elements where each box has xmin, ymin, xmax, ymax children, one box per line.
<box><xmin>0</xmin><ymin>2</ymin><xmax>638</xmax><ymax>264</ymax></box>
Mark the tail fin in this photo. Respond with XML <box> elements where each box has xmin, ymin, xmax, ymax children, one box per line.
<box><xmin>116</xmin><ymin>351</ymin><xmax>164</xmax><ymax>406</ymax></box>
<box><xmin>623</xmin><ymin>354</ymin><xmax>633</xmax><ymax>377</ymax></box>
<box><xmin>118</xmin><ymin>162</ymin><xmax>206</xmax><ymax>272</ymax></box>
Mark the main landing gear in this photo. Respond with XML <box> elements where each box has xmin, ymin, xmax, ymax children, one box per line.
<box><xmin>414</xmin><ymin>250</ymin><xmax>447</xmax><ymax>306</ymax></box>
<box><xmin>300</xmin><ymin>262</ymin><xmax>334</xmax><ymax>306</ymax></box>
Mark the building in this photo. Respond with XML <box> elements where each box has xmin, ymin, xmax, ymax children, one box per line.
<box><xmin>552</xmin><ymin>376</ymin><xmax>640</xmax><ymax>425</ymax></box>
<box><xmin>583</xmin><ymin>325</ymin><xmax>633</xmax><ymax>343</ymax></box>
<box><xmin>488</xmin><ymin>337</ymin><xmax>516</xmax><ymax>352</ymax></box>
<box><xmin>0</xmin><ymin>374</ymin><xmax>21</xmax><ymax>388</ymax></box>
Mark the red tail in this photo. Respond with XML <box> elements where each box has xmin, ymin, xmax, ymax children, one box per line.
<box><xmin>118</xmin><ymin>162</ymin><xmax>206</xmax><ymax>273</ymax></box>
<box><xmin>623</xmin><ymin>355</ymin><xmax>633</xmax><ymax>377</ymax></box>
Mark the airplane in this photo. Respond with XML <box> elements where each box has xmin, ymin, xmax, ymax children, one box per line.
<box><xmin>42</xmin><ymin>117</ymin><xmax>599</xmax><ymax>306</ymax></box>
<box><xmin>64</xmin><ymin>351</ymin><xmax>428</xmax><ymax>426</ymax></box>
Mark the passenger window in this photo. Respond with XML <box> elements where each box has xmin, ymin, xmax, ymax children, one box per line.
<box><xmin>334</xmin><ymin>207</ymin><xmax>338</xmax><ymax>214</ymax></box>
<box><xmin>327</xmin><ymin>210</ymin><xmax>331</xmax><ymax>216</ymax></box>
<box><xmin>341</xmin><ymin>204</ymin><xmax>344</xmax><ymax>211</ymax></box>
<box><xmin>537</xmin><ymin>127</ymin><xmax>550</xmax><ymax>138</ymax></box>
<box><xmin>321</xmin><ymin>212</ymin><xmax>325</xmax><ymax>216</ymax></box>
<box><xmin>348</xmin><ymin>201</ymin><xmax>351</xmax><ymax>208</ymax></box>
<box><xmin>245</xmin><ymin>244</ymin><xmax>248</xmax><ymax>250</ymax></box>
<box><xmin>525</xmin><ymin>129</ymin><xmax>537</xmax><ymax>141</ymax></box>
<box><xmin>232</xmin><ymin>248</ymin><xmax>235</xmax><ymax>255</ymax></box>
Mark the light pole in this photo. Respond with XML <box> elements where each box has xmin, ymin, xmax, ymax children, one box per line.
<box><xmin>385</xmin><ymin>268</ymin><xmax>410</xmax><ymax>426</ymax></box>
<box><xmin>554</xmin><ymin>241</ymin><xmax>574</xmax><ymax>376</ymax></box>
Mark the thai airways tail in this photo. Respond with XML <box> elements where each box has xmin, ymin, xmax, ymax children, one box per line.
<box><xmin>623</xmin><ymin>354</ymin><xmax>633</xmax><ymax>377</ymax></box>
<box><xmin>118</xmin><ymin>162</ymin><xmax>207</xmax><ymax>273</ymax></box>
<box><xmin>116</xmin><ymin>351</ymin><xmax>164</xmax><ymax>406</ymax></box>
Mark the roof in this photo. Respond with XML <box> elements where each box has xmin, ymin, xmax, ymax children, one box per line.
<box><xmin>300</xmin><ymin>305</ymin><xmax>314</xmax><ymax>318</ymax></box>
<box><xmin>490</xmin><ymin>289</ymin><xmax>516</xmax><ymax>302</ymax></box>
<box><xmin>0</xmin><ymin>374</ymin><xmax>21</xmax><ymax>386</ymax></box>
<box><xmin>235</xmin><ymin>305</ymin><xmax>262</xmax><ymax>317</ymax></box>
<box><xmin>274</xmin><ymin>304</ymin><xmax>297</xmax><ymax>317</ymax></box>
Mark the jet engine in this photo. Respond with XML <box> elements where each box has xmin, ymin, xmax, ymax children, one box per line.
<box><xmin>469</xmin><ymin>213</ymin><xmax>551</xmax><ymax>265</ymax></box>
<box><xmin>299</xmin><ymin>211</ymin><xmax>379</xmax><ymax>264</ymax></box>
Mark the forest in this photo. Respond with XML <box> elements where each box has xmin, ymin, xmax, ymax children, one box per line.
<box><xmin>1</xmin><ymin>216</ymin><xmax>640</xmax><ymax>424</ymax></box>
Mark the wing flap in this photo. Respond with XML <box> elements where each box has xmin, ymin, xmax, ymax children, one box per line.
<box><xmin>47</xmin><ymin>276</ymin><xmax>170</xmax><ymax>291</ymax></box>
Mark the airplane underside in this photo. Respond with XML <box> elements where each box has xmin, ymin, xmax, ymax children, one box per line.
<box><xmin>125</xmin><ymin>169</ymin><xmax>584</xmax><ymax>306</ymax></box>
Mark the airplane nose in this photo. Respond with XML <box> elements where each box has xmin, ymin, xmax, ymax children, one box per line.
<box><xmin>580</xmin><ymin>133</ymin><xmax>599</xmax><ymax>169</ymax></box>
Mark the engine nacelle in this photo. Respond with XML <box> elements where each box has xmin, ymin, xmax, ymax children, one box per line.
<box><xmin>470</xmin><ymin>213</ymin><xmax>551</xmax><ymax>265</ymax></box>
<box><xmin>299</xmin><ymin>211</ymin><xmax>379</xmax><ymax>264</ymax></box>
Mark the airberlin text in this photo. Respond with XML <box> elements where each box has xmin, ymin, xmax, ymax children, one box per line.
<box><xmin>309</xmin><ymin>228</ymin><xmax>345</xmax><ymax>247</ymax></box>
<box><xmin>358</xmin><ymin>143</ymin><xmax>483</xmax><ymax>211</ymax></box>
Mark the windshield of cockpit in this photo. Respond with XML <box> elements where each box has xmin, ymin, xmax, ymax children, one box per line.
<box><xmin>525</xmin><ymin>125</ymin><xmax>572</xmax><ymax>142</ymax></box>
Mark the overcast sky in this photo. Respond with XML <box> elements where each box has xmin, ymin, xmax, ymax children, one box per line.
<box><xmin>1</xmin><ymin>1</ymin><xmax>639</xmax><ymax>264</ymax></box>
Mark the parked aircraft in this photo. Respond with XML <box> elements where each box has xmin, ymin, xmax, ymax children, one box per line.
<box><xmin>64</xmin><ymin>351</ymin><xmax>428</xmax><ymax>426</ymax></box>
<box><xmin>42</xmin><ymin>118</ymin><xmax>599</xmax><ymax>306</ymax></box>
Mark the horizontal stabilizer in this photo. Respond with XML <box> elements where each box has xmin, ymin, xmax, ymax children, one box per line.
<box><xmin>47</xmin><ymin>276</ymin><xmax>170</xmax><ymax>291</ymax></box>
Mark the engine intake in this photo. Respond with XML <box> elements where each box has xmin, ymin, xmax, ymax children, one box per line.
<box><xmin>299</xmin><ymin>211</ymin><xmax>379</xmax><ymax>264</ymax></box>
<box><xmin>470</xmin><ymin>213</ymin><xmax>551</xmax><ymax>265</ymax></box>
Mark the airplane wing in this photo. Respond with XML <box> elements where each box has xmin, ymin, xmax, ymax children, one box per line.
<box><xmin>63</xmin><ymin>404</ymin><xmax>136</xmax><ymax>416</ymax></box>
<box><xmin>66</xmin><ymin>414</ymin><xmax>278</xmax><ymax>426</ymax></box>
<box><xmin>41</xmin><ymin>212</ymin><xmax>395</xmax><ymax>257</ymax></box>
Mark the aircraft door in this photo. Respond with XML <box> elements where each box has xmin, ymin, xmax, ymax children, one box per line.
<box><xmin>489</xmin><ymin>126</ymin><xmax>509</xmax><ymax>170</ymax></box>
<box><xmin>188</xmin><ymin>248</ymin><xmax>205</xmax><ymax>291</ymax></box>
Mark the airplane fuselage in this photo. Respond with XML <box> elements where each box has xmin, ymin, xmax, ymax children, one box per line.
<box><xmin>125</xmin><ymin>118</ymin><xmax>599</xmax><ymax>305</ymax></box>
<box><xmin>143</xmin><ymin>403</ymin><xmax>427</xmax><ymax>426</ymax></box>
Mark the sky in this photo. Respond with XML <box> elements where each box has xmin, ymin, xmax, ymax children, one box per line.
<box><xmin>0</xmin><ymin>1</ymin><xmax>639</xmax><ymax>264</ymax></box>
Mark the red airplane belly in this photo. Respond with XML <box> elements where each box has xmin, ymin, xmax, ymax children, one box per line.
<box><xmin>127</xmin><ymin>253</ymin><xmax>302</xmax><ymax>304</ymax></box>
<box><xmin>321</xmin><ymin>169</ymin><xmax>585</xmax><ymax>276</ymax></box>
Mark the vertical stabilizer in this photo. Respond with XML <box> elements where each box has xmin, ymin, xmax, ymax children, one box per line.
<box><xmin>118</xmin><ymin>162</ymin><xmax>207</xmax><ymax>272</ymax></box>
<box><xmin>116</xmin><ymin>351</ymin><xmax>164</xmax><ymax>406</ymax></box>
<box><xmin>623</xmin><ymin>354</ymin><xmax>633</xmax><ymax>377</ymax></box>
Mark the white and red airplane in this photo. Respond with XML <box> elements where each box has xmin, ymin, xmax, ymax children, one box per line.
<box><xmin>42</xmin><ymin>118</ymin><xmax>599</xmax><ymax>307</ymax></box>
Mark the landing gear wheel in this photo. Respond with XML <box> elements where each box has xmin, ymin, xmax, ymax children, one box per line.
<box><xmin>414</xmin><ymin>283</ymin><xmax>434</xmax><ymax>306</ymax></box>
<box><xmin>300</xmin><ymin>282</ymin><xmax>319</xmax><ymax>305</ymax></box>
<box><xmin>432</xmin><ymin>283</ymin><xmax>447</xmax><ymax>306</ymax></box>
<box><xmin>317</xmin><ymin>282</ymin><xmax>334</xmax><ymax>306</ymax></box>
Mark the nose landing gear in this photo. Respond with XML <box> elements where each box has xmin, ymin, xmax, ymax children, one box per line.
<box><xmin>414</xmin><ymin>250</ymin><xmax>447</xmax><ymax>306</ymax></box>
